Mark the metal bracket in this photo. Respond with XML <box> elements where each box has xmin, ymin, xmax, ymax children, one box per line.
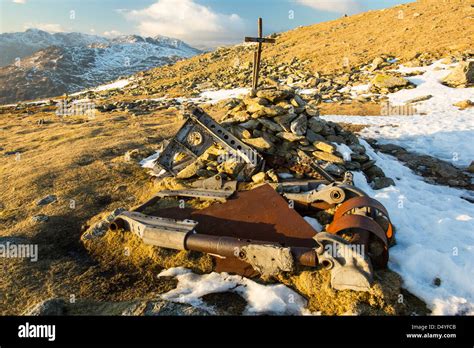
<box><xmin>153</xmin><ymin>108</ymin><xmax>264</xmax><ymax>179</ymax></box>
<box><xmin>156</xmin><ymin>188</ymin><xmax>235</xmax><ymax>202</ymax></box>
<box><xmin>110</xmin><ymin>211</ymin><xmax>198</xmax><ymax>250</ymax></box>
<box><xmin>284</xmin><ymin>184</ymin><xmax>346</xmax><ymax>205</ymax></box>
<box><xmin>314</xmin><ymin>232</ymin><xmax>373</xmax><ymax>292</ymax></box>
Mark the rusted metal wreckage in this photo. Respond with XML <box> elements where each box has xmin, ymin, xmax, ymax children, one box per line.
<box><xmin>109</xmin><ymin>106</ymin><xmax>394</xmax><ymax>292</ymax></box>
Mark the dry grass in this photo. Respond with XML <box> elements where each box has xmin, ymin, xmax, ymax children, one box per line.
<box><xmin>0</xmin><ymin>107</ymin><xmax>183</xmax><ymax>314</ymax></box>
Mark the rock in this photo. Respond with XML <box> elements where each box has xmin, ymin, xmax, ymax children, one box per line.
<box><xmin>266</xmin><ymin>169</ymin><xmax>279</xmax><ymax>182</ymax></box>
<box><xmin>246</xmin><ymin>102</ymin><xmax>265</xmax><ymax>114</ymax></box>
<box><xmin>365</xmin><ymin>165</ymin><xmax>386</xmax><ymax>180</ymax></box>
<box><xmin>256</xmin><ymin>89</ymin><xmax>289</xmax><ymax>102</ymax></box>
<box><xmin>242</xmin><ymin>137</ymin><xmax>273</xmax><ymax>151</ymax></box>
<box><xmin>308</xmin><ymin>117</ymin><xmax>325</xmax><ymax>133</ymax></box>
<box><xmin>276</xmin><ymin>132</ymin><xmax>305</xmax><ymax>142</ymax></box>
<box><xmin>252</xmin><ymin>171</ymin><xmax>266</xmax><ymax>183</ymax></box>
<box><xmin>144</xmin><ymin>300</ymin><xmax>210</xmax><ymax>316</ymax></box>
<box><xmin>360</xmin><ymin>157</ymin><xmax>376</xmax><ymax>169</ymax></box>
<box><xmin>345</xmin><ymin>161</ymin><xmax>361</xmax><ymax>170</ymax></box>
<box><xmin>312</xmin><ymin>151</ymin><xmax>344</xmax><ymax>164</ymax></box>
<box><xmin>376</xmin><ymin>144</ymin><xmax>407</xmax><ymax>154</ymax></box>
<box><xmin>350</xmin><ymin>153</ymin><xmax>370</xmax><ymax>163</ymax></box>
<box><xmin>305</xmin><ymin>105</ymin><xmax>320</xmax><ymax>117</ymax></box>
<box><xmin>371</xmin><ymin>74</ymin><xmax>409</xmax><ymax>89</ymax></box>
<box><xmin>453</xmin><ymin>100</ymin><xmax>473</xmax><ymax>110</ymax></box>
<box><xmin>372</xmin><ymin>177</ymin><xmax>395</xmax><ymax>190</ymax></box>
<box><xmin>274</xmin><ymin>113</ymin><xmax>298</xmax><ymax>131</ymax></box>
<box><xmin>290</xmin><ymin>114</ymin><xmax>307</xmax><ymax>136</ymax></box>
<box><xmin>81</xmin><ymin>207</ymin><xmax>126</xmax><ymax>240</ymax></box>
<box><xmin>370</xmin><ymin>57</ymin><xmax>385</xmax><ymax>71</ymax></box>
<box><xmin>27</xmin><ymin>298</ymin><xmax>67</xmax><ymax>315</ymax></box>
<box><xmin>243</xmin><ymin>96</ymin><xmax>268</xmax><ymax>106</ymax></box>
<box><xmin>290</xmin><ymin>95</ymin><xmax>306</xmax><ymax>107</ymax></box>
<box><xmin>252</xmin><ymin>106</ymin><xmax>285</xmax><ymax>118</ymax></box>
<box><xmin>442</xmin><ymin>61</ymin><xmax>474</xmax><ymax>87</ymax></box>
<box><xmin>258</xmin><ymin>118</ymin><xmax>283</xmax><ymax>132</ymax></box>
<box><xmin>239</xmin><ymin>119</ymin><xmax>259</xmax><ymax>130</ymax></box>
<box><xmin>32</xmin><ymin>214</ymin><xmax>49</xmax><ymax>223</ymax></box>
<box><xmin>313</xmin><ymin>141</ymin><xmax>336</xmax><ymax>153</ymax></box>
<box><xmin>325</xmin><ymin>135</ymin><xmax>345</xmax><ymax>144</ymax></box>
<box><xmin>305</xmin><ymin>129</ymin><xmax>325</xmax><ymax>143</ymax></box>
<box><xmin>36</xmin><ymin>194</ymin><xmax>57</xmax><ymax>206</ymax></box>
<box><xmin>468</xmin><ymin>161</ymin><xmax>474</xmax><ymax>174</ymax></box>
<box><xmin>405</xmin><ymin>95</ymin><xmax>433</xmax><ymax>104</ymax></box>
<box><xmin>230</xmin><ymin>126</ymin><xmax>252</xmax><ymax>139</ymax></box>
<box><xmin>321</xmin><ymin>163</ymin><xmax>345</xmax><ymax>176</ymax></box>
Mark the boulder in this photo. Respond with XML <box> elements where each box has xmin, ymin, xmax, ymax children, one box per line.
<box><xmin>313</xmin><ymin>141</ymin><xmax>336</xmax><ymax>153</ymax></box>
<box><xmin>290</xmin><ymin>114</ymin><xmax>307</xmax><ymax>136</ymax></box>
<box><xmin>442</xmin><ymin>61</ymin><xmax>474</xmax><ymax>87</ymax></box>
<box><xmin>256</xmin><ymin>89</ymin><xmax>290</xmax><ymax>102</ymax></box>
<box><xmin>372</xmin><ymin>177</ymin><xmax>395</xmax><ymax>190</ymax></box>
<box><xmin>258</xmin><ymin>118</ymin><xmax>283</xmax><ymax>132</ymax></box>
<box><xmin>308</xmin><ymin>117</ymin><xmax>325</xmax><ymax>133</ymax></box>
<box><xmin>453</xmin><ymin>100</ymin><xmax>473</xmax><ymax>110</ymax></box>
<box><xmin>276</xmin><ymin>132</ymin><xmax>305</xmax><ymax>142</ymax></box>
<box><xmin>312</xmin><ymin>151</ymin><xmax>344</xmax><ymax>164</ymax></box>
<box><xmin>242</xmin><ymin>137</ymin><xmax>273</xmax><ymax>151</ymax></box>
<box><xmin>36</xmin><ymin>194</ymin><xmax>57</xmax><ymax>206</ymax></box>
<box><xmin>371</xmin><ymin>74</ymin><xmax>409</xmax><ymax>89</ymax></box>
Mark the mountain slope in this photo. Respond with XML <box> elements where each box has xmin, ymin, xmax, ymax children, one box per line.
<box><xmin>0</xmin><ymin>30</ymin><xmax>201</xmax><ymax>103</ymax></box>
<box><xmin>0</xmin><ymin>29</ymin><xmax>108</xmax><ymax>67</ymax></box>
<box><xmin>119</xmin><ymin>0</ymin><xmax>473</xmax><ymax>99</ymax></box>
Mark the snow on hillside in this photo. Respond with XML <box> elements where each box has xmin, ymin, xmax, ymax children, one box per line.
<box><xmin>323</xmin><ymin>61</ymin><xmax>474</xmax><ymax>167</ymax></box>
<box><xmin>321</xmin><ymin>60</ymin><xmax>474</xmax><ymax>315</ymax></box>
<box><xmin>92</xmin><ymin>79</ymin><xmax>131</xmax><ymax>92</ymax></box>
<box><xmin>353</xmin><ymin>143</ymin><xmax>474</xmax><ymax>315</ymax></box>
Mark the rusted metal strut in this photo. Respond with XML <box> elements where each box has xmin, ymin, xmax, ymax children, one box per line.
<box><xmin>110</xmin><ymin>211</ymin><xmax>317</xmax><ymax>275</ymax></box>
<box><xmin>110</xmin><ymin>209</ymin><xmax>373</xmax><ymax>291</ymax></box>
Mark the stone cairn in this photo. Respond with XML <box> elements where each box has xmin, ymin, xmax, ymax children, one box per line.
<box><xmin>176</xmin><ymin>86</ymin><xmax>394</xmax><ymax>190</ymax></box>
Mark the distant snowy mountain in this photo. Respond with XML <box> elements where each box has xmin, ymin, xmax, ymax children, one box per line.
<box><xmin>0</xmin><ymin>29</ymin><xmax>201</xmax><ymax>104</ymax></box>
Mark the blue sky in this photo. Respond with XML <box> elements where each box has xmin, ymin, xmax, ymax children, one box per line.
<box><xmin>0</xmin><ymin>0</ymin><xmax>414</xmax><ymax>48</ymax></box>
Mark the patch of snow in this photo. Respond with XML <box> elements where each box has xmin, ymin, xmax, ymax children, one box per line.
<box><xmin>299</xmin><ymin>88</ymin><xmax>318</xmax><ymax>95</ymax></box>
<box><xmin>198</xmin><ymin>88</ymin><xmax>250</xmax><ymax>104</ymax></box>
<box><xmin>322</xmin><ymin>60</ymin><xmax>474</xmax><ymax>167</ymax></box>
<box><xmin>139</xmin><ymin>151</ymin><xmax>161</xmax><ymax>169</ymax></box>
<box><xmin>339</xmin><ymin>84</ymin><xmax>371</xmax><ymax>97</ymax></box>
<box><xmin>157</xmin><ymin>267</ymin><xmax>311</xmax><ymax>315</ymax></box>
<box><xmin>352</xmin><ymin>139</ymin><xmax>474</xmax><ymax>315</ymax></box>
<box><xmin>334</xmin><ymin>143</ymin><xmax>353</xmax><ymax>161</ymax></box>
<box><xmin>304</xmin><ymin>216</ymin><xmax>323</xmax><ymax>232</ymax></box>
<box><xmin>93</xmin><ymin>79</ymin><xmax>130</xmax><ymax>92</ymax></box>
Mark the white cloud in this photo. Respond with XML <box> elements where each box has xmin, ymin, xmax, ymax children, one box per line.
<box><xmin>296</xmin><ymin>0</ymin><xmax>363</xmax><ymax>14</ymax></box>
<box><xmin>13</xmin><ymin>0</ymin><xmax>27</xmax><ymax>4</ymax></box>
<box><xmin>123</xmin><ymin>0</ymin><xmax>246</xmax><ymax>49</ymax></box>
<box><xmin>103</xmin><ymin>30</ymin><xmax>122</xmax><ymax>38</ymax></box>
<box><xmin>23</xmin><ymin>22</ymin><xmax>65</xmax><ymax>33</ymax></box>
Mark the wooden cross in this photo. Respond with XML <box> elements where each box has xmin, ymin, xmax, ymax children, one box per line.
<box><xmin>244</xmin><ymin>18</ymin><xmax>276</xmax><ymax>92</ymax></box>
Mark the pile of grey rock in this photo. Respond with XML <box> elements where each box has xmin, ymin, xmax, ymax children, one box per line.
<box><xmin>182</xmin><ymin>87</ymin><xmax>394</xmax><ymax>190</ymax></box>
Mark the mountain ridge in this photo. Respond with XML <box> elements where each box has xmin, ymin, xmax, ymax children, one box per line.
<box><xmin>0</xmin><ymin>29</ymin><xmax>202</xmax><ymax>103</ymax></box>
